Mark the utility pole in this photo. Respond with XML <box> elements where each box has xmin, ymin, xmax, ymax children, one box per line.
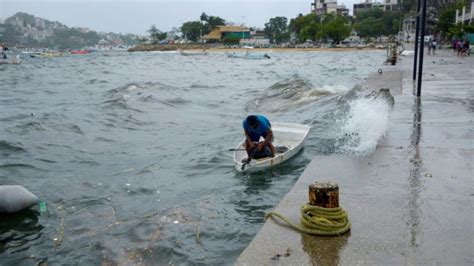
<box><xmin>412</xmin><ymin>0</ymin><xmax>421</xmax><ymax>81</ymax></box>
<box><xmin>416</xmin><ymin>0</ymin><xmax>428</xmax><ymax>97</ymax></box>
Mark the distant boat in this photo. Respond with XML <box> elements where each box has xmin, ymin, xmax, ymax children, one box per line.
<box><xmin>178</xmin><ymin>50</ymin><xmax>208</xmax><ymax>56</ymax></box>
<box><xmin>25</xmin><ymin>51</ymin><xmax>62</xmax><ymax>58</ymax></box>
<box><xmin>400</xmin><ymin>50</ymin><xmax>415</xmax><ymax>56</ymax></box>
<box><xmin>0</xmin><ymin>55</ymin><xmax>22</xmax><ymax>65</ymax></box>
<box><xmin>227</xmin><ymin>52</ymin><xmax>270</xmax><ymax>60</ymax></box>
<box><xmin>70</xmin><ymin>50</ymin><xmax>90</xmax><ymax>55</ymax></box>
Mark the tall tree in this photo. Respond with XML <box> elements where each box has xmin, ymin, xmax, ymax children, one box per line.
<box><xmin>148</xmin><ymin>25</ymin><xmax>167</xmax><ymax>44</ymax></box>
<box><xmin>300</xmin><ymin>21</ymin><xmax>320</xmax><ymax>42</ymax></box>
<box><xmin>354</xmin><ymin>17</ymin><xmax>385</xmax><ymax>38</ymax></box>
<box><xmin>207</xmin><ymin>16</ymin><xmax>226</xmax><ymax>31</ymax></box>
<box><xmin>289</xmin><ymin>13</ymin><xmax>322</xmax><ymax>43</ymax></box>
<box><xmin>354</xmin><ymin>8</ymin><xmax>399</xmax><ymax>38</ymax></box>
<box><xmin>264</xmin><ymin>16</ymin><xmax>290</xmax><ymax>44</ymax></box>
<box><xmin>322</xmin><ymin>15</ymin><xmax>351</xmax><ymax>43</ymax></box>
<box><xmin>181</xmin><ymin>21</ymin><xmax>205</xmax><ymax>43</ymax></box>
<box><xmin>200</xmin><ymin>12</ymin><xmax>209</xmax><ymax>22</ymax></box>
<box><xmin>199</xmin><ymin>13</ymin><xmax>225</xmax><ymax>34</ymax></box>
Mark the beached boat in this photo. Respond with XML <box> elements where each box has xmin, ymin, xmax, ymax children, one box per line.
<box><xmin>179</xmin><ymin>50</ymin><xmax>208</xmax><ymax>56</ymax></box>
<box><xmin>233</xmin><ymin>122</ymin><xmax>311</xmax><ymax>173</ymax></box>
<box><xmin>227</xmin><ymin>52</ymin><xmax>271</xmax><ymax>60</ymax></box>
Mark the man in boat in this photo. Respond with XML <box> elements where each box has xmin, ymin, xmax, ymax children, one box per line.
<box><xmin>1</xmin><ymin>44</ymin><xmax>8</xmax><ymax>59</ymax></box>
<box><xmin>242</xmin><ymin>115</ymin><xmax>276</xmax><ymax>163</ymax></box>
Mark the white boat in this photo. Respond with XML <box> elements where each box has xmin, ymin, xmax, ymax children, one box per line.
<box><xmin>0</xmin><ymin>55</ymin><xmax>21</xmax><ymax>65</ymax></box>
<box><xmin>227</xmin><ymin>52</ymin><xmax>270</xmax><ymax>59</ymax></box>
<box><xmin>233</xmin><ymin>122</ymin><xmax>311</xmax><ymax>173</ymax></box>
<box><xmin>179</xmin><ymin>50</ymin><xmax>208</xmax><ymax>56</ymax></box>
<box><xmin>400</xmin><ymin>50</ymin><xmax>415</xmax><ymax>56</ymax></box>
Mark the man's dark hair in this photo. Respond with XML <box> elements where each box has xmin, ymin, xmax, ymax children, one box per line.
<box><xmin>247</xmin><ymin>115</ymin><xmax>258</xmax><ymax>127</ymax></box>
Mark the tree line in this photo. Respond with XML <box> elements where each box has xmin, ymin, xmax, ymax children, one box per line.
<box><xmin>149</xmin><ymin>1</ymin><xmax>473</xmax><ymax>45</ymax></box>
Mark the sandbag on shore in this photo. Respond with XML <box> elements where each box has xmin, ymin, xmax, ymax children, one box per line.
<box><xmin>0</xmin><ymin>185</ymin><xmax>39</xmax><ymax>213</ymax></box>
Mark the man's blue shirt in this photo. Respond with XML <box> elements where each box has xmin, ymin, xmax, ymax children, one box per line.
<box><xmin>243</xmin><ymin>115</ymin><xmax>271</xmax><ymax>142</ymax></box>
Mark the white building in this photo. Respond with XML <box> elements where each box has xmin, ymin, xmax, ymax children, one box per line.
<box><xmin>354</xmin><ymin>0</ymin><xmax>399</xmax><ymax>17</ymax></box>
<box><xmin>455</xmin><ymin>1</ymin><xmax>474</xmax><ymax>24</ymax></box>
<box><xmin>312</xmin><ymin>0</ymin><xmax>351</xmax><ymax>16</ymax></box>
<box><xmin>312</xmin><ymin>0</ymin><xmax>340</xmax><ymax>15</ymax></box>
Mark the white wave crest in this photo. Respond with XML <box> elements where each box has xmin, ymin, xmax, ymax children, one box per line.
<box><xmin>337</xmin><ymin>96</ymin><xmax>391</xmax><ymax>154</ymax></box>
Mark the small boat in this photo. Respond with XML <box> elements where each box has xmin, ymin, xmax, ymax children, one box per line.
<box><xmin>227</xmin><ymin>52</ymin><xmax>270</xmax><ymax>59</ymax></box>
<box><xmin>26</xmin><ymin>51</ymin><xmax>62</xmax><ymax>58</ymax></box>
<box><xmin>0</xmin><ymin>60</ymin><xmax>21</xmax><ymax>65</ymax></box>
<box><xmin>179</xmin><ymin>50</ymin><xmax>208</xmax><ymax>56</ymax></box>
<box><xmin>70</xmin><ymin>50</ymin><xmax>90</xmax><ymax>55</ymax></box>
<box><xmin>233</xmin><ymin>122</ymin><xmax>311</xmax><ymax>173</ymax></box>
<box><xmin>0</xmin><ymin>55</ymin><xmax>22</xmax><ymax>65</ymax></box>
<box><xmin>400</xmin><ymin>50</ymin><xmax>415</xmax><ymax>56</ymax></box>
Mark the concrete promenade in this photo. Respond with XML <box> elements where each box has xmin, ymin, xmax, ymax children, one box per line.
<box><xmin>236</xmin><ymin>48</ymin><xmax>473</xmax><ymax>265</ymax></box>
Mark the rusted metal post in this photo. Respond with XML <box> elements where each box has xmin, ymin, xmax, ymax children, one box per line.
<box><xmin>309</xmin><ymin>181</ymin><xmax>339</xmax><ymax>208</ymax></box>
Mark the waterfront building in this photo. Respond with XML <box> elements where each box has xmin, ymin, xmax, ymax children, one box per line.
<box><xmin>311</xmin><ymin>0</ymin><xmax>349</xmax><ymax>16</ymax></box>
<box><xmin>203</xmin><ymin>26</ymin><xmax>250</xmax><ymax>42</ymax></box>
<box><xmin>337</xmin><ymin>5</ymin><xmax>350</xmax><ymax>16</ymax></box>
<box><xmin>312</xmin><ymin>0</ymin><xmax>338</xmax><ymax>15</ymax></box>
<box><xmin>398</xmin><ymin>17</ymin><xmax>416</xmax><ymax>42</ymax></box>
<box><xmin>166</xmin><ymin>27</ymin><xmax>179</xmax><ymax>42</ymax></box>
<box><xmin>455</xmin><ymin>1</ymin><xmax>474</xmax><ymax>24</ymax></box>
<box><xmin>353</xmin><ymin>0</ymin><xmax>399</xmax><ymax>17</ymax></box>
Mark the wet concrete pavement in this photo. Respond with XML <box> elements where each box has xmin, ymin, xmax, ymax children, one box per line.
<box><xmin>236</xmin><ymin>48</ymin><xmax>473</xmax><ymax>265</ymax></box>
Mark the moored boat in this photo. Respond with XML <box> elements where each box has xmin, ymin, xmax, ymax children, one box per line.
<box><xmin>227</xmin><ymin>52</ymin><xmax>270</xmax><ymax>59</ymax></box>
<box><xmin>233</xmin><ymin>122</ymin><xmax>311</xmax><ymax>173</ymax></box>
<box><xmin>178</xmin><ymin>50</ymin><xmax>208</xmax><ymax>56</ymax></box>
<box><xmin>0</xmin><ymin>55</ymin><xmax>22</xmax><ymax>65</ymax></box>
<box><xmin>70</xmin><ymin>49</ymin><xmax>90</xmax><ymax>55</ymax></box>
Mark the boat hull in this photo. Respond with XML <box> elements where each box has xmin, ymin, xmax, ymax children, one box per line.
<box><xmin>233</xmin><ymin>122</ymin><xmax>311</xmax><ymax>173</ymax></box>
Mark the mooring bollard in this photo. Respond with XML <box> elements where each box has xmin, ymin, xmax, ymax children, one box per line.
<box><xmin>266</xmin><ymin>180</ymin><xmax>350</xmax><ymax>235</ymax></box>
<box><xmin>308</xmin><ymin>181</ymin><xmax>339</xmax><ymax>208</ymax></box>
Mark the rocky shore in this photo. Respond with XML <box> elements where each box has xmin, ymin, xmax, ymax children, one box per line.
<box><xmin>128</xmin><ymin>44</ymin><xmax>210</xmax><ymax>52</ymax></box>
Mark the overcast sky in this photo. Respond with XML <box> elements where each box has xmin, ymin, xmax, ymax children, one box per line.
<box><xmin>1</xmin><ymin>0</ymin><xmax>360</xmax><ymax>35</ymax></box>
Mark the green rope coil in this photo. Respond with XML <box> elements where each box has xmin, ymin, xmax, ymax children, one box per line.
<box><xmin>265</xmin><ymin>204</ymin><xmax>351</xmax><ymax>236</ymax></box>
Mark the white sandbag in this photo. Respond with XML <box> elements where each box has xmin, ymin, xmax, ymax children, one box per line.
<box><xmin>0</xmin><ymin>185</ymin><xmax>39</xmax><ymax>213</ymax></box>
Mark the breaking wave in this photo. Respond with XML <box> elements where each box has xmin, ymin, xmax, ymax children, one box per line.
<box><xmin>335</xmin><ymin>88</ymin><xmax>394</xmax><ymax>154</ymax></box>
<box><xmin>246</xmin><ymin>77</ymin><xmax>345</xmax><ymax>113</ymax></box>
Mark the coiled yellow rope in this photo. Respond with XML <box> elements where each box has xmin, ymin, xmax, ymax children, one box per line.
<box><xmin>265</xmin><ymin>204</ymin><xmax>351</xmax><ymax>236</ymax></box>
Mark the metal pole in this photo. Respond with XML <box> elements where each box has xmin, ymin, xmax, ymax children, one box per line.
<box><xmin>412</xmin><ymin>0</ymin><xmax>422</xmax><ymax>81</ymax></box>
<box><xmin>416</xmin><ymin>0</ymin><xmax>427</xmax><ymax>97</ymax></box>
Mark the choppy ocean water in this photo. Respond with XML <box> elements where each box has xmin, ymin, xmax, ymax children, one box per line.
<box><xmin>0</xmin><ymin>50</ymin><xmax>393</xmax><ymax>264</ymax></box>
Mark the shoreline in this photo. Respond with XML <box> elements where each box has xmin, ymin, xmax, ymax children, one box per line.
<box><xmin>128</xmin><ymin>44</ymin><xmax>384</xmax><ymax>53</ymax></box>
